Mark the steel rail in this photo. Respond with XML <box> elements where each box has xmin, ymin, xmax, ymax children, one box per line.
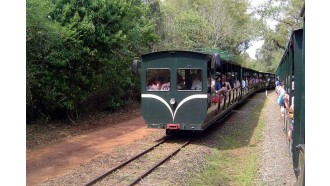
<box><xmin>84</xmin><ymin>136</ymin><xmax>171</xmax><ymax>186</ymax></box>
<box><xmin>128</xmin><ymin>140</ymin><xmax>192</xmax><ymax>186</ymax></box>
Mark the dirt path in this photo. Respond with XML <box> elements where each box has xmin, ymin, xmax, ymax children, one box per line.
<box><xmin>26</xmin><ymin>117</ymin><xmax>158</xmax><ymax>186</ymax></box>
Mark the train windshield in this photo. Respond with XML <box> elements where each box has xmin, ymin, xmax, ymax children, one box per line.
<box><xmin>177</xmin><ymin>69</ymin><xmax>202</xmax><ymax>91</ymax></box>
<box><xmin>146</xmin><ymin>69</ymin><xmax>171</xmax><ymax>91</ymax></box>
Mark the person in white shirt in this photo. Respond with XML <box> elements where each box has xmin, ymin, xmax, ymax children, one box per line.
<box><xmin>191</xmin><ymin>70</ymin><xmax>202</xmax><ymax>90</ymax></box>
<box><xmin>241</xmin><ymin>78</ymin><xmax>246</xmax><ymax>89</ymax></box>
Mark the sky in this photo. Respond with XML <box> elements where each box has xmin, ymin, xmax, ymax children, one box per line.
<box><xmin>246</xmin><ymin>40</ymin><xmax>264</xmax><ymax>59</ymax></box>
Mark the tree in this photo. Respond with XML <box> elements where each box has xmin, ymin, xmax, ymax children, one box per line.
<box><xmin>27</xmin><ymin>0</ymin><xmax>158</xmax><ymax>122</ymax></box>
<box><xmin>152</xmin><ymin>0</ymin><xmax>258</xmax><ymax>60</ymax></box>
<box><xmin>253</xmin><ymin>0</ymin><xmax>304</xmax><ymax>72</ymax></box>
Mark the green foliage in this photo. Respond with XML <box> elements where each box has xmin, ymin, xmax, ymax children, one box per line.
<box><xmin>253</xmin><ymin>0</ymin><xmax>304</xmax><ymax>72</ymax></box>
<box><xmin>27</xmin><ymin>0</ymin><xmax>157</xmax><ymax>123</ymax></box>
<box><xmin>152</xmin><ymin>0</ymin><xmax>257</xmax><ymax>63</ymax></box>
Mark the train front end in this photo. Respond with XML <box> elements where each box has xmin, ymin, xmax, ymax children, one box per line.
<box><xmin>133</xmin><ymin>51</ymin><xmax>210</xmax><ymax>134</ymax></box>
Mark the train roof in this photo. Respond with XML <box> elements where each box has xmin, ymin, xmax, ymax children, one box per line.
<box><xmin>141</xmin><ymin>49</ymin><xmax>238</xmax><ymax>65</ymax></box>
<box><xmin>279</xmin><ymin>29</ymin><xmax>303</xmax><ymax>65</ymax></box>
<box><xmin>141</xmin><ymin>50</ymin><xmax>208</xmax><ymax>58</ymax></box>
<box><xmin>193</xmin><ymin>48</ymin><xmax>237</xmax><ymax>63</ymax></box>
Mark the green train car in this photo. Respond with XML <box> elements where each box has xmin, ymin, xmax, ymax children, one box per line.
<box><xmin>276</xmin><ymin>5</ymin><xmax>305</xmax><ymax>185</ymax></box>
<box><xmin>132</xmin><ymin>49</ymin><xmax>273</xmax><ymax>135</ymax></box>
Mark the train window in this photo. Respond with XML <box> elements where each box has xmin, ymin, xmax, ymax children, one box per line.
<box><xmin>146</xmin><ymin>69</ymin><xmax>171</xmax><ymax>91</ymax></box>
<box><xmin>177</xmin><ymin>69</ymin><xmax>202</xmax><ymax>91</ymax></box>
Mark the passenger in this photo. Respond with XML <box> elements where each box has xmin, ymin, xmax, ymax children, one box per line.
<box><xmin>278</xmin><ymin>82</ymin><xmax>287</xmax><ymax>117</ymax></box>
<box><xmin>241</xmin><ymin>77</ymin><xmax>246</xmax><ymax>89</ymax></box>
<box><xmin>207</xmin><ymin>75</ymin><xmax>216</xmax><ymax>94</ymax></box>
<box><xmin>249</xmin><ymin>77</ymin><xmax>253</xmax><ymax>88</ymax></box>
<box><xmin>191</xmin><ymin>70</ymin><xmax>202</xmax><ymax>90</ymax></box>
<box><xmin>215</xmin><ymin>74</ymin><xmax>222</xmax><ymax>93</ymax></box>
<box><xmin>188</xmin><ymin>73</ymin><xmax>196</xmax><ymax>89</ymax></box>
<box><xmin>177</xmin><ymin>73</ymin><xmax>185</xmax><ymax>90</ymax></box>
<box><xmin>266</xmin><ymin>77</ymin><xmax>270</xmax><ymax>87</ymax></box>
<box><xmin>161</xmin><ymin>82</ymin><xmax>170</xmax><ymax>91</ymax></box>
<box><xmin>228</xmin><ymin>74</ymin><xmax>234</xmax><ymax>90</ymax></box>
<box><xmin>216</xmin><ymin>81</ymin><xmax>228</xmax><ymax>96</ymax></box>
<box><xmin>157</xmin><ymin>76</ymin><xmax>166</xmax><ymax>90</ymax></box>
<box><xmin>252</xmin><ymin>77</ymin><xmax>256</xmax><ymax>85</ymax></box>
<box><xmin>275</xmin><ymin>77</ymin><xmax>280</xmax><ymax>94</ymax></box>
<box><xmin>233</xmin><ymin>76</ymin><xmax>240</xmax><ymax>89</ymax></box>
<box><xmin>147</xmin><ymin>78</ymin><xmax>160</xmax><ymax>91</ymax></box>
<box><xmin>233</xmin><ymin>76</ymin><xmax>241</xmax><ymax>98</ymax></box>
<box><xmin>245</xmin><ymin>77</ymin><xmax>249</xmax><ymax>89</ymax></box>
<box><xmin>225</xmin><ymin>76</ymin><xmax>233</xmax><ymax>99</ymax></box>
<box><xmin>287</xmin><ymin>82</ymin><xmax>294</xmax><ymax>141</ymax></box>
<box><xmin>225</xmin><ymin>75</ymin><xmax>232</xmax><ymax>92</ymax></box>
<box><xmin>275</xmin><ymin>77</ymin><xmax>280</xmax><ymax>87</ymax></box>
<box><xmin>211</xmin><ymin>77</ymin><xmax>216</xmax><ymax>89</ymax></box>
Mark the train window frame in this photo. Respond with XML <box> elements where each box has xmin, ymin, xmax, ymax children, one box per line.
<box><xmin>176</xmin><ymin>68</ymin><xmax>203</xmax><ymax>91</ymax></box>
<box><xmin>146</xmin><ymin>68</ymin><xmax>171</xmax><ymax>91</ymax></box>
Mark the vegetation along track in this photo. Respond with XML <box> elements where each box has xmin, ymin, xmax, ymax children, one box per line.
<box><xmin>84</xmin><ymin>135</ymin><xmax>192</xmax><ymax>186</ymax></box>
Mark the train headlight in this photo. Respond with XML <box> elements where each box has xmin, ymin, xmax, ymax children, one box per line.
<box><xmin>170</xmin><ymin>98</ymin><xmax>176</xmax><ymax>105</ymax></box>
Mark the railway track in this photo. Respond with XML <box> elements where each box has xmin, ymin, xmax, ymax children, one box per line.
<box><xmin>84</xmin><ymin>136</ymin><xmax>192</xmax><ymax>186</ymax></box>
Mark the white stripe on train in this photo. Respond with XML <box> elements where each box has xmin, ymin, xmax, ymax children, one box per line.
<box><xmin>141</xmin><ymin>94</ymin><xmax>207</xmax><ymax>121</ymax></box>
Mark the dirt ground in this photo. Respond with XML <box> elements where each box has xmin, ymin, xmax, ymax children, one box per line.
<box><xmin>26</xmin><ymin>103</ymin><xmax>158</xmax><ymax>186</ymax></box>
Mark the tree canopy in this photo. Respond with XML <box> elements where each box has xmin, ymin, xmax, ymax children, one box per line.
<box><xmin>27</xmin><ymin>0</ymin><xmax>158</xmax><ymax>122</ymax></box>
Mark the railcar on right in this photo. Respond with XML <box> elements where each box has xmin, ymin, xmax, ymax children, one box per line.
<box><xmin>276</xmin><ymin>4</ymin><xmax>305</xmax><ymax>185</ymax></box>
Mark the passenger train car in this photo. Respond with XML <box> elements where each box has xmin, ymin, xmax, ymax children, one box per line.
<box><xmin>276</xmin><ymin>5</ymin><xmax>305</xmax><ymax>185</ymax></box>
<box><xmin>132</xmin><ymin>49</ymin><xmax>274</xmax><ymax>135</ymax></box>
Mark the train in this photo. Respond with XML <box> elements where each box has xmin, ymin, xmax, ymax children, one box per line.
<box><xmin>132</xmin><ymin>48</ymin><xmax>275</xmax><ymax>135</ymax></box>
<box><xmin>276</xmin><ymin>4</ymin><xmax>305</xmax><ymax>185</ymax></box>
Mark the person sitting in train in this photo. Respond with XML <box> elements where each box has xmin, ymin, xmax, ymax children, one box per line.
<box><xmin>156</xmin><ymin>76</ymin><xmax>167</xmax><ymax>91</ymax></box>
<box><xmin>228</xmin><ymin>74</ymin><xmax>234</xmax><ymax>90</ymax></box>
<box><xmin>177</xmin><ymin>73</ymin><xmax>185</xmax><ymax>90</ymax></box>
<box><xmin>207</xmin><ymin>75</ymin><xmax>216</xmax><ymax>94</ymax></box>
<box><xmin>191</xmin><ymin>69</ymin><xmax>202</xmax><ymax>90</ymax></box>
<box><xmin>233</xmin><ymin>76</ymin><xmax>241</xmax><ymax>96</ymax></box>
<box><xmin>216</xmin><ymin>81</ymin><xmax>228</xmax><ymax>96</ymax></box>
<box><xmin>241</xmin><ymin>77</ymin><xmax>246</xmax><ymax>89</ymax></box>
<box><xmin>287</xmin><ymin>83</ymin><xmax>294</xmax><ymax>141</ymax></box>
<box><xmin>225</xmin><ymin>75</ymin><xmax>232</xmax><ymax>92</ymax></box>
<box><xmin>147</xmin><ymin>78</ymin><xmax>160</xmax><ymax>91</ymax></box>
<box><xmin>249</xmin><ymin>77</ymin><xmax>253</xmax><ymax>87</ymax></box>
<box><xmin>161</xmin><ymin>82</ymin><xmax>170</xmax><ymax>91</ymax></box>
<box><xmin>275</xmin><ymin>77</ymin><xmax>280</xmax><ymax>94</ymax></box>
<box><xmin>245</xmin><ymin>77</ymin><xmax>249</xmax><ymax>89</ymax></box>
<box><xmin>233</xmin><ymin>76</ymin><xmax>240</xmax><ymax>89</ymax></box>
<box><xmin>215</xmin><ymin>74</ymin><xmax>222</xmax><ymax>93</ymax></box>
